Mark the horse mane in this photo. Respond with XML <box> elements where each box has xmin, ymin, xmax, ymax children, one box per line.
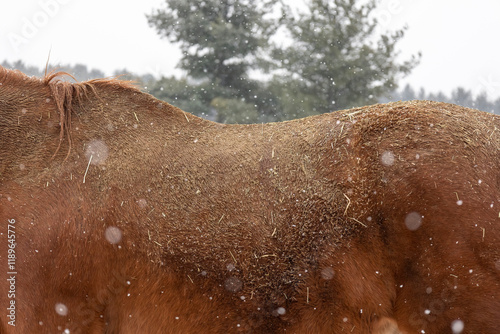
<box><xmin>44</xmin><ymin>71</ymin><xmax>140</xmax><ymax>159</ymax></box>
<box><xmin>0</xmin><ymin>66</ymin><xmax>140</xmax><ymax>160</ymax></box>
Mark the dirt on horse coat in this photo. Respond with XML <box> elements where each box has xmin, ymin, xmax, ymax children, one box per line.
<box><xmin>0</xmin><ymin>67</ymin><xmax>499</xmax><ymax>333</ymax></box>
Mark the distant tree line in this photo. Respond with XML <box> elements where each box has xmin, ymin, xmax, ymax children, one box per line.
<box><xmin>4</xmin><ymin>59</ymin><xmax>499</xmax><ymax>120</ymax></box>
<box><xmin>385</xmin><ymin>84</ymin><xmax>500</xmax><ymax>115</ymax></box>
<box><xmin>1</xmin><ymin>60</ymin><xmax>107</xmax><ymax>82</ymax></box>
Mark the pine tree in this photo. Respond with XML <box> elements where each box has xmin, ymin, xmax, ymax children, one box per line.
<box><xmin>147</xmin><ymin>0</ymin><xmax>279</xmax><ymax>98</ymax></box>
<box><xmin>451</xmin><ymin>87</ymin><xmax>473</xmax><ymax>108</ymax></box>
<box><xmin>401</xmin><ymin>84</ymin><xmax>416</xmax><ymax>101</ymax></box>
<box><xmin>271</xmin><ymin>0</ymin><xmax>420</xmax><ymax>115</ymax></box>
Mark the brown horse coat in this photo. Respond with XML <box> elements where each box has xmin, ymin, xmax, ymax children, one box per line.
<box><xmin>0</xmin><ymin>66</ymin><xmax>499</xmax><ymax>333</ymax></box>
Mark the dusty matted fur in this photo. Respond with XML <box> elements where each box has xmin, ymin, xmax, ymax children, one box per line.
<box><xmin>1</xmin><ymin>66</ymin><xmax>499</xmax><ymax>333</ymax></box>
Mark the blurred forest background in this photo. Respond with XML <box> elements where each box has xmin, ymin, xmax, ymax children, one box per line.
<box><xmin>3</xmin><ymin>0</ymin><xmax>499</xmax><ymax>123</ymax></box>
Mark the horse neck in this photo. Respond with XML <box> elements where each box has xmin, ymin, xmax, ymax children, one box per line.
<box><xmin>0</xmin><ymin>74</ymin><xmax>205</xmax><ymax>178</ymax></box>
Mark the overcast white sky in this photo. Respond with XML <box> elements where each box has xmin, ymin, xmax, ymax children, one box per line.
<box><xmin>1</xmin><ymin>0</ymin><xmax>499</xmax><ymax>99</ymax></box>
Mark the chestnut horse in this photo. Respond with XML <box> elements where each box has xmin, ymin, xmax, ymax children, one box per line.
<box><xmin>0</xmin><ymin>66</ymin><xmax>499</xmax><ymax>333</ymax></box>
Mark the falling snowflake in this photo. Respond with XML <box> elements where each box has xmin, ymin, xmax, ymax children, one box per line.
<box><xmin>451</xmin><ymin>319</ymin><xmax>464</xmax><ymax>333</ymax></box>
<box><xmin>105</xmin><ymin>226</ymin><xmax>122</xmax><ymax>244</ymax></box>
<box><xmin>224</xmin><ymin>277</ymin><xmax>243</xmax><ymax>293</ymax></box>
<box><xmin>381</xmin><ymin>151</ymin><xmax>395</xmax><ymax>166</ymax></box>
<box><xmin>320</xmin><ymin>267</ymin><xmax>335</xmax><ymax>280</ymax></box>
<box><xmin>85</xmin><ymin>139</ymin><xmax>109</xmax><ymax>165</ymax></box>
<box><xmin>405</xmin><ymin>212</ymin><xmax>423</xmax><ymax>231</ymax></box>
<box><xmin>55</xmin><ymin>303</ymin><xmax>68</xmax><ymax>316</ymax></box>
